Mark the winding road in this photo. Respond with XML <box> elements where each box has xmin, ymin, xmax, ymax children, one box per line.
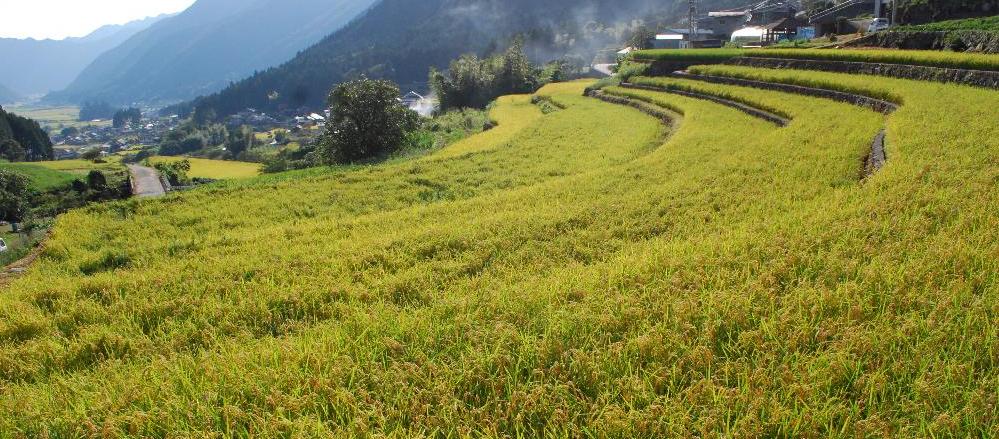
<box><xmin>127</xmin><ymin>164</ymin><xmax>166</xmax><ymax>197</ymax></box>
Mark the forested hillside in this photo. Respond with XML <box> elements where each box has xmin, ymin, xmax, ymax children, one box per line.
<box><xmin>0</xmin><ymin>15</ymin><xmax>164</xmax><ymax>97</ymax></box>
<box><xmin>48</xmin><ymin>0</ymin><xmax>379</xmax><ymax>105</ymax></box>
<box><xmin>0</xmin><ymin>106</ymin><xmax>53</xmax><ymax>161</ymax></box>
<box><xmin>172</xmin><ymin>0</ymin><xmax>708</xmax><ymax>117</ymax></box>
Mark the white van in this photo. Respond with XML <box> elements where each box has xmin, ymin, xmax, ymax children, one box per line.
<box><xmin>868</xmin><ymin>18</ymin><xmax>891</xmax><ymax>33</ymax></box>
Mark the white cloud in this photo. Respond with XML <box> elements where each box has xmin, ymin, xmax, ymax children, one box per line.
<box><xmin>0</xmin><ymin>0</ymin><xmax>197</xmax><ymax>40</ymax></box>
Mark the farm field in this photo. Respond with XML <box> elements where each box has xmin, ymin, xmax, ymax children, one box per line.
<box><xmin>3</xmin><ymin>105</ymin><xmax>110</xmax><ymax>130</ymax></box>
<box><xmin>0</xmin><ymin>55</ymin><xmax>998</xmax><ymax>439</ymax></box>
<box><xmin>0</xmin><ymin>162</ymin><xmax>76</xmax><ymax>191</ymax></box>
<box><xmin>149</xmin><ymin>156</ymin><xmax>262</xmax><ymax>179</ymax></box>
<box><xmin>32</xmin><ymin>159</ymin><xmax>124</xmax><ymax>176</ymax></box>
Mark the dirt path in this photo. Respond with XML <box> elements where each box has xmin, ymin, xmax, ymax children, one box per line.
<box><xmin>128</xmin><ymin>164</ymin><xmax>166</xmax><ymax>197</ymax></box>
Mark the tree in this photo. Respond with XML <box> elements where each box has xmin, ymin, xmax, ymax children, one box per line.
<box><xmin>86</xmin><ymin>170</ymin><xmax>108</xmax><ymax>190</ymax></box>
<box><xmin>225</xmin><ymin>125</ymin><xmax>255</xmax><ymax>157</ymax></box>
<box><xmin>79</xmin><ymin>101</ymin><xmax>115</xmax><ymax>121</ymax></box>
<box><xmin>274</xmin><ymin>129</ymin><xmax>289</xmax><ymax>144</ymax></box>
<box><xmin>192</xmin><ymin>105</ymin><xmax>217</xmax><ymax>126</ymax></box>
<box><xmin>112</xmin><ymin>108</ymin><xmax>142</xmax><ymax>128</ymax></box>
<box><xmin>61</xmin><ymin>127</ymin><xmax>79</xmax><ymax>137</ymax></box>
<box><xmin>80</xmin><ymin>148</ymin><xmax>102</xmax><ymax>162</ymax></box>
<box><xmin>0</xmin><ymin>139</ymin><xmax>26</xmax><ymax>162</ymax></box>
<box><xmin>628</xmin><ymin>25</ymin><xmax>656</xmax><ymax>50</ymax></box>
<box><xmin>495</xmin><ymin>39</ymin><xmax>538</xmax><ymax>96</ymax></box>
<box><xmin>0</xmin><ymin>169</ymin><xmax>31</xmax><ymax>231</ymax></box>
<box><xmin>431</xmin><ymin>42</ymin><xmax>542</xmax><ymax>112</ymax></box>
<box><xmin>317</xmin><ymin>78</ymin><xmax>419</xmax><ymax>164</ymax></box>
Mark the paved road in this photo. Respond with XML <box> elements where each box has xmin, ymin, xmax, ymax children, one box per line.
<box><xmin>592</xmin><ymin>63</ymin><xmax>616</xmax><ymax>77</ymax></box>
<box><xmin>127</xmin><ymin>164</ymin><xmax>166</xmax><ymax>197</ymax></box>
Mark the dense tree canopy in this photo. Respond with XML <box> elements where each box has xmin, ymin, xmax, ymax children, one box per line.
<box><xmin>0</xmin><ymin>106</ymin><xmax>53</xmax><ymax>161</ymax></box>
<box><xmin>165</xmin><ymin>0</ymin><xmax>695</xmax><ymax>118</ymax></box>
<box><xmin>112</xmin><ymin>108</ymin><xmax>141</xmax><ymax>128</ymax></box>
<box><xmin>318</xmin><ymin>78</ymin><xmax>419</xmax><ymax>164</ymax></box>
<box><xmin>79</xmin><ymin>101</ymin><xmax>115</xmax><ymax>121</ymax></box>
<box><xmin>0</xmin><ymin>169</ymin><xmax>31</xmax><ymax>225</ymax></box>
<box><xmin>431</xmin><ymin>40</ymin><xmax>542</xmax><ymax>111</ymax></box>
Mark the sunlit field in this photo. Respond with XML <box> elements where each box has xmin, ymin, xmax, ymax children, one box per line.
<box><xmin>149</xmin><ymin>156</ymin><xmax>262</xmax><ymax>180</ymax></box>
<box><xmin>4</xmin><ymin>106</ymin><xmax>111</xmax><ymax>130</ymax></box>
<box><xmin>1</xmin><ymin>56</ymin><xmax>998</xmax><ymax>437</ymax></box>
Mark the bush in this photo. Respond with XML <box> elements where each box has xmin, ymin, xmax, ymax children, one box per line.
<box><xmin>317</xmin><ymin>78</ymin><xmax>419</xmax><ymax>164</ymax></box>
<box><xmin>431</xmin><ymin>40</ymin><xmax>542</xmax><ymax>112</ymax></box>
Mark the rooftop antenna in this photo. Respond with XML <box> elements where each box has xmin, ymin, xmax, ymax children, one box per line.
<box><xmin>688</xmin><ymin>0</ymin><xmax>699</xmax><ymax>47</ymax></box>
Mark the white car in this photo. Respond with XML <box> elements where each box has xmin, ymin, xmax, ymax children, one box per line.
<box><xmin>868</xmin><ymin>18</ymin><xmax>891</xmax><ymax>33</ymax></box>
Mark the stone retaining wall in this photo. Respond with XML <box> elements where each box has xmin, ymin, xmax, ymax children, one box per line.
<box><xmin>847</xmin><ymin>31</ymin><xmax>999</xmax><ymax>53</ymax></box>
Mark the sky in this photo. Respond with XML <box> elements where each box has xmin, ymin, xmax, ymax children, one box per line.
<box><xmin>0</xmin><ymin>0</ymin><xmax>197</xmax><ymax>40</ymax></box>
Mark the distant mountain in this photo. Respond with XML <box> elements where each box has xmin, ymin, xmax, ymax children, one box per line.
<box><xmin>176</xmin><ymin>0</ymin><xmax>738</xmax><ymax>118</ymax></box>
<box><xmin>49</xmin><ymin>0</ymin><xmax>380</xmax><ymax>106</ymax></box>
<box><xmin>0</xmin><ymin>15</ymin><xmax>166</xmax><ymax>97</ymax></box>
<box><xmin>0</xmin><ymin>83</ymin><xmax>19</xmax><ymax>104</ymax></box>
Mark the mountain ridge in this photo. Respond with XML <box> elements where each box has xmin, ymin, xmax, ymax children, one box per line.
<box><xmin>0</xmin><ymin>15</ymin><xmax>167</xmax><ymax>97</ymax></box>
<box><xmin>48</xmin><ymin>0</ymin><xmax>380</xmax><ymax>106</ymax></box>
<box><xmin>176</xmin><ymin>0</ymin><xmax>738</xmax><ymax>117</ymax></box>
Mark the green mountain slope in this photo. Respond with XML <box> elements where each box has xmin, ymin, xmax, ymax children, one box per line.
<box><xmin>175</xmin><ymin>0</ymin><xmax>703</xmax><ymax>116</ymax></box>
<box><xmin>0</xmin><ymin>15</ymin><xmax>165</xmax><ymax>97</ymax></box>
<box><xmin>48</xmin><ymin>0</ymin><xmax>379</xmax><ymax>105</ymax></box>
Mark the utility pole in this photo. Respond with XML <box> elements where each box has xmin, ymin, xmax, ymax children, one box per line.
<box><xmin>688</xmin><ymin>0</ymin><xmax>698</xmax><ymax>47</ymax></box>
<box><xmin>891</xmin><ymin>0</ymin><xmax>898</xmax><ymax>25</ymax></box>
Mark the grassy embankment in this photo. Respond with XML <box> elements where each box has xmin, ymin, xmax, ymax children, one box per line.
<box><xmin>0</xmin><ymin>64</ymin><xmax>998</xmax><ymax>437</ymax></box>
<box><xmin>0</xmin><ymin>163</ymin><xmax>76</xmax><ymax>191</ymax></box>
<box><xmin>900</xmin><ymin>15</ymin><xmax>999</xmax><ymax>32</ymax></box>
<box><xmin>632</xmin><ymin>48</ymin><xmax>999</xmax><ymax>70</ymax></box>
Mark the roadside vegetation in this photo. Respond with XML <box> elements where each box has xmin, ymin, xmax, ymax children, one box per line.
<box><xmin>900</xmin><ymin>15</ymin><xmax>999</xmax><ymax>32</ymax></box>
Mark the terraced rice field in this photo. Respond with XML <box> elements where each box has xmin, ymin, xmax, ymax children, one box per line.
<box><xmin>1</xmin><ymin>54</ymin><xmax>999</xmax><ymax>436</ymax></box>
<box><xmin>149</xmin><ymin>156</ymin><xmax>262</xmax><ymax>180</ymax></box>
<box><xmin>632</xmin><ymin>48</ymin><xmax>999</xmax><ymax>71</ymax></box>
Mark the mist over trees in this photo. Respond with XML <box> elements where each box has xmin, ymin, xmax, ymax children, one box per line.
<box><xmin>165</xmin><ymin>0</ymin><xmax>693</xmax><ymax>119</ymax></box>
<box><xmin>79</xmin><ymin>101</ymin><xmax>115</xmax><ymax>121</ymax></box>
<box><xmin>431</xmin><ymin>40</ymin><xmax>541</xmax><ymax>111</ymax></box>
<box><xmin>112</xmin><ymin>108</ymin><xmax>142</xmax><ymax>128</ymax></box>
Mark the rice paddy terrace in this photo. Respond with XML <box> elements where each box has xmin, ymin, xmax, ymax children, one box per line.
<box><xmin>2</xmin><ymin>48</ymin><xmax>999</xmax><ymax>436</ymax></box>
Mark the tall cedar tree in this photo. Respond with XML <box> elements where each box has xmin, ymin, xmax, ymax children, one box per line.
<box><xmin>0</xmin><ymin>169</ymin><xmax>31</xmax><ymax>226</ymax></box>
<box><xmin>318</xmin><ymin>78</ymin><xmax>419</xmax><ymax>164</ymax></box>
